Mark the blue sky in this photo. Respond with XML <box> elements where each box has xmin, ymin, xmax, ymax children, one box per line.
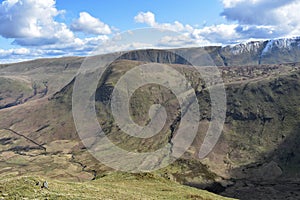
<box><xmin>0</xmin><ymin>0</ymin><xmax>300</xmax><ymax>63</ymax></box>
<box><xmin>55</xmin><ymin>0</ymin><xmax>225</xmax><ymax>30</ymax></box>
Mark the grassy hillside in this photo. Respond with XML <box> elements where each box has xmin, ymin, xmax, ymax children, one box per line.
<box><xmin>0</xmin><ymin>77</ymin><xmax>33</xmax><ymax>109</ymax></box>
<box><xmin>0</xmin><ymin>174</ymin><xmax>235</xmax><ymax>200</ymax></box>
<box><xmin>0</xmin><ymin>55</ymin><xmax>300</xmax><ymax>199</ymax></box>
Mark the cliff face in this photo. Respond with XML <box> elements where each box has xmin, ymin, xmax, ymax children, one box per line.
<box><xmin>119</xmin><ymin>37</ymin><xmax>300</xmax><ymax>66</ymax></box>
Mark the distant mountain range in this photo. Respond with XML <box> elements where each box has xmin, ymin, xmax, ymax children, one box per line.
<box><xmin>120</xmin><ymin>37</ymin><xmax>300</xmax><ymax>66</ymax></box>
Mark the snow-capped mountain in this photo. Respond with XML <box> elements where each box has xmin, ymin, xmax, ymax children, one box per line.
<box><xmin>219</xmin><ymin>37</ymin><xmax>300</xmax><ymax>65</ymax></box>
<box><xmin>119</xmin><ymin>37</ymin><xmax>300</xmax><ymax>67</ymax></box>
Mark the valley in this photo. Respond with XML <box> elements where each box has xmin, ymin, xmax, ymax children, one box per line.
<box><xmin>0</xmin><ymin>40</ymin><xmax>300</xmax><ymax>199</ymax></box>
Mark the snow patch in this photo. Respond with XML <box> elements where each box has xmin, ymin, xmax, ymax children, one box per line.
<box><xmin>262</xmin><ymin>37</ymin><xmax>300</xmax><ymax>55</ymax></box>
<box><xmin>229</xmin><ymin>41</ymin><xmax>264</xmax><ymax>55</ymax></box>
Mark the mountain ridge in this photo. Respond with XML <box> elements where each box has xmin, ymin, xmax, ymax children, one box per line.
<box><xmin>2</xmin><ymin>37</ymin><xmax>300</xmax><ymax>67</ymax></box>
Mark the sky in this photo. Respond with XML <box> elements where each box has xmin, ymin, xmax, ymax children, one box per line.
<box><xmin>1</xmin><ymin>0</ymin><xmax>300</xmax><ymax>63</ymax></box>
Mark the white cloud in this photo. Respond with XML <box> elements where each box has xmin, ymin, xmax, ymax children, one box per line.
<box><xmin>0</xmin><ymin>47</ymin><xmax>32</xmax><ymax>63</ymax></box>
<box><xmin>0</xmin><ymin>0</ymin><xmax>75</xmax><ymax>45</ymax></box>
<box><xmin>0</xmin><ymin>34</ymin><xmax>111</xmax><ymax>63</ymax></box>
<box><xmin>157</xmin><ymin>35</ymin><xmax>213</xmax><ymax>48</ymax></box>
<box><xmin>222</xmin><ymin>0</ymin><xmax>295</xmax><ymax>25</ymax></box>
<box><xmin>155</xmin><ymin>21</ymin><xmax>194</xmax><ymax>33</ymax></box>
<box><xmin>0</xmin><ymin>47</ymin><xmax>30</xmax><ymax>56</ymax></box>
<box><xmin>222</xmin><ymin>0</ymin><xmax>245</xmax><ymax>8</ymax></box>
<box><xmin>134</xmin><ymin>11</ymin><xmax>194</xmax><ymax>33</ymax></box>
<box><xmin>93</xmin><ymin>42</ymin><xmax>157</xmax><ymax>55</ymax></box>
<box><xmin>0</xmin><ymin>0</ymin><xmax>113</xmax><ymax>62</ymax></box>
<box><xmin>134</xmin><ymin>11</ymin><xmax>238</xmax><ymax>45</ymax></box>
<box><xmin>134</xmin><ymin>2</ymin><xmax>300</xmax><ymax>46</ymax></box>
<box><xmin>192</xmin><ymin>24</ymin><xmax>240</xmax><ymax>44</ymax></box>
<box><xmin>134</xmin><ymin>11</ymin><xmax>156</xmax><ymax>26</ymax></box>
<box><xmin>71</xmin><ymin>12</ymin><xmax>112</xmax><ymax>35</ymax></box>
<box><xmin>2</xmin><ymin>1</ymin><xmax>300</xmax><ymax>63</ymax></box>
<box><xmin>221</xmin><ymin>0</ymin><xmax>300</xmax><ymax>38</ymax></box>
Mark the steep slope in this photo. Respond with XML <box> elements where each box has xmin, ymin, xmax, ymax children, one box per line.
<box><xmin>0</xmin><ymin>174</ymin><xmax>234</xmax><ymax>200</ymax></box>
<box><xmin>0</xmin><ymin>76</ymin><xmax>33</xmax><ymax>109</ymax></box>
<box><xmin>0</xmin><ymin>57</ymin><xmax>83</xmax><ymax>108</ymax></box>
<box><xmin>261</xmin><ymin>38</ymin><xmax>300</xmax><ymax>63</ymax></box>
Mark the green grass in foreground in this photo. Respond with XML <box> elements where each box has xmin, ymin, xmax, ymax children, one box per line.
<box><xmin>0</xmin><ymin>173</ymin><xmax>235</xmax><ymax>200</ymax></box>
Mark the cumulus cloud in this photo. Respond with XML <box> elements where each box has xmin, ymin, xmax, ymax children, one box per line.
<box><xmin>192</xmin><ymin>24</ymin><xmax>240</xmax><ymax>44</ymax></box>
<box><xmin>222</xmin><ymin>0</ymin><xmax>295</xmax><ymax>25</ymax></box>
<box><xmin>0</xmin><ymin>0</ymin><xmax>75</xmax><ymax>45</ymax></box>
<box><xmin>134</xmin><ymin>11</ymin><xmax>239</xmax><ymax>45</ymax></box>
<box><xmin>0</xmin><ymin>0</ymin><xmax>113</xmax><ymax>62</ymax></box>
<box><xmin>71</xmin><ymin>12</ymin><xmax>112</xmax><ymax>35</ymax></box>
<box><xmin>2</xmin><ymin>1</ymin><xmax>300</xmax><ymax>63</ymax></box>
<box><xmin>0</xmin><ymin>35</ymin><xmax>110</xmax><ymax>63</ymax></box>
<box><xmin>135</xmin><ymin>2</ymin><xmax>300</xmax><ymax>46</ymax></box>
<box><xmin>134</xmin><ymin>11</ymin><xmax>156</xmax><ymax>26</ymax></box>
<box><xmin>134</xmin><ymin>11</ymin><xmax>194</xmax><ymax>33</ymax></box>
<box><xmin>221</xmin><ymin>0</ymin><xmax>300</xmax><ymax>38</ymax></box>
